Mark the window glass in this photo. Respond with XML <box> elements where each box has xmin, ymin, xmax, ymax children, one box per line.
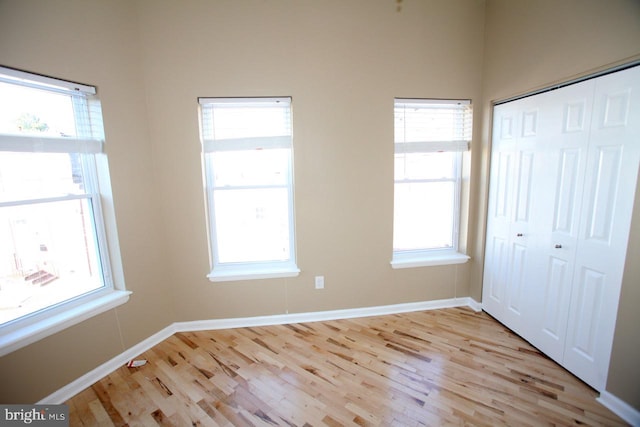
<box><xmin>393</xmin><ymin>181</ymin><xmax>456</xmax><ymax>251</ymax></box>
<box><xmin>214</xmin><ymin>188</ymin><xmax>291</xmax><ymax>263</ymax></box>
<box><xmin>0</xmin><ymin>152</ymin><xmax>86</xmax><ymax>202</ymax></box>
<box><xmin>0</xmin><ymin>82</ymin><xmax>78</xmax><ymax>137</ymax></box>
<box><xmin>0</xmin><ymin>199</ymin><xmax>104</xmax><ymax>325</ymax></box>
<box><xmin>211</xmin><ymin>149</ymin><xmax>289</xmax><ymax>187</ymax></box>
<box><xmin>394</xmin><ymin>151</ymin><xmax>456</xmax><ymax>181</ymax></box>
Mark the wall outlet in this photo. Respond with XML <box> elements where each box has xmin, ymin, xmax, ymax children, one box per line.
<box><xmin>314</xmin><ymin>276</ymin><xmax>325</xmax><ymax>289</ymax></box>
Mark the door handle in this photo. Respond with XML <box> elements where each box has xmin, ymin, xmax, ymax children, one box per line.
<box><xmin>554</xmin><ymin>244</ymin><xmax>562</xmax><ymax>249</ymax></box>
<box><xmin>516</xmin><ymin>233</ymin><xmax>523</xmax><ymax>237</ymax></box>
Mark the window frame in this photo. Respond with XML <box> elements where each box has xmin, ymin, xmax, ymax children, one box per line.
<box><xmin>391</xmin><ymin>98</ymin><xmax>471</xmax><ymax>269</ymax></box>
<box><xmin>0</xmin><ymin>66</ymin><xmax>129</xmax><ymax>356</ymax></box>
<box><xmin>199</xmin><ymin>97</ymin><xmax>299</xmax><ymax>282</ymax></box>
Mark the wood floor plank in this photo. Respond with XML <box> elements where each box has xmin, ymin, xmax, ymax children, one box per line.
<box><xmin>65</xmin><ymin>308</ymin><xmax>628</xmax><ymax>426</ymax></box>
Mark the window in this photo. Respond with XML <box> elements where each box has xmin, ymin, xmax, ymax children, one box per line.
<box><xmin>0</xmin><ymin>66</ymin><xmax>128</xmax><ymax>355</ymax></box>
<box><xmin>392</xmin><ymin>98</ymin><xmax>472</xmax><ymax>268</ymax></box>
<box><xmin>199</xmin><ymin>97</ymin><xmax>299</xmax><ymax>281</ymax></box>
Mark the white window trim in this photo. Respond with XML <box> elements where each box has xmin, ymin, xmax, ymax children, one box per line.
<box><xmin>391</xmin><ymin>98</ymin><xmax>471</xmax><ymax>268</ymax></box>
<box><xmin>199</xmin><ymin>97</ymin><xmax>299</xmax><ymax>281</ymax></box>
<box><xmin>391</xmin><ymin>249</ymin><xmax>470</xmax><ymax>269</ymax></box>
<box><xmin>207</xmin><ymin>262</ymin><xmax>300</xmax><ymax>282</ymax></box>
<box><xmin>0</xmin><ymin>289</ymin><xmax>130</xmax><ymax>357</ymax></box>
<box><xmin>0</xmin><ymin>66</ymin><xmax>127</xmax><ymax>355</ymax></box>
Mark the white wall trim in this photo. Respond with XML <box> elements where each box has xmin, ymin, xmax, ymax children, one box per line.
<box><xmin>39</xmin><ymin>297</ymin><xmax>480</xmax><ymax>404</ymax></box>
<box><xmin>597</xmin><ymin>390</ymin><xmax>640</xmax><ymax>426</ymax></box>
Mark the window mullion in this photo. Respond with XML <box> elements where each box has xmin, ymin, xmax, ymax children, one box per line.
<box><xmin>212</xmin><ymin>183</ymin><xmax>289</xmax><ymax>191</ymax></box>
<box><xmin>394</xmin><ymin>177</ymin><xmax>457</xmax><ymax>185</ymax></box>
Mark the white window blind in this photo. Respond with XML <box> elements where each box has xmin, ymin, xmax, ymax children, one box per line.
<box><xmin>0</xmin><ymin>68</ymin><xmax>104</xmax><ymax>154</ymax></box>
<box><xmin>200</xmin><ymin>97</ymin><xmax>292</xmax><ymax>152</ymax></box>
<box><xmin>394</xmin><ymin>99</ymin><xmax>471</xmax><ymax>153</ymax></box>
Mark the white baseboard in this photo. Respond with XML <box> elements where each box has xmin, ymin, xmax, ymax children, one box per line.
<box><xmin>174</xmin><ymin>297</ymin><xmax>481</xmax><ymax>333</ymax></box>
<box><xmin>39</xmin><ymin>297</ymin><xmax>480</xmax><ymax>404</ymax></box>
<box><xmin>39</xmin><ymin>325</ymin><xmax>177</xmax><ymax>404</ymax></box>
<box><xmin>466</xmin><ymin>297</ymin><xmax>482</xmax><ymax>312</ymax></box>
<box><xmin>598</xmin><ymin>390</ymin><xmax>640</xmax><ymax>426</ymax></box>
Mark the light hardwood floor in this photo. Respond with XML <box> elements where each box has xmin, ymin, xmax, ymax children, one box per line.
<box><xmin>66</xmin><ymin>307</ymin><xmax>628</xmax><ymax>426</ymax></box>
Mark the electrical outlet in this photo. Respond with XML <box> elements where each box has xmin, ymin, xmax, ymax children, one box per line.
<box><xmin>314</xmin><ymin>276</ymin><xmax>325</xmax><ymax>289</ymax></box>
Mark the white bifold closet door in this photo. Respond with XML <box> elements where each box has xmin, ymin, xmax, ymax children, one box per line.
<box><xmin>482</xmin><ymin>65</ymin><xmax>640</xmax><ymax>391</ymax></box>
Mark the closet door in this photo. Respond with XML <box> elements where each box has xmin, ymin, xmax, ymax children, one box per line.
<box><xmin>526</xmin><ymin>80</ymin><xmax>594</xmax><ymax>363</ymax></box>
<box><xmin>502</xmin><ymin>95</ymin><xmax>541</xmax><ymax>337</ymax></box>
<box><xmin>482</xmin><ymin>105</ymin><xmax>517</xmax><ymax>325</ymax></box>
<box><xmin>483</xmin><ymin>99</ymin><xmax>540</xmax><ymax>337</ymax></box>
<box><xmin>483</xmin><ymin>65</ymin><xmax>640</xmax><ymax>391</ymax></box>
<box><xmin>563</xmin><ymin>66</ymin><xmax>640</xmax><ymax>390</ymax></box>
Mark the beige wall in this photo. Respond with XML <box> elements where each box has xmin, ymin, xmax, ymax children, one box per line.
<box><xmin>477</xmin><ymin>0</ymin><xmax>640</xmax><ymax>408</ymax></box>
<box><xmin>134</xmin><ymin>0</ymin><xmax>485</xmax><ymax>322</ymax></box>
<box><xmin>0</xmin><ymin>0</ymin><xmax>175</xmax><ymax>402</ymax></box>
<box><xmin>0</xmin><ymin>0</ymin><xmax>638</xmax><ymax>411</ymax></box>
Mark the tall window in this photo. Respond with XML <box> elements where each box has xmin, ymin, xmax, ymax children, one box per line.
<box><xmin>392</xmin><ymin>98</ymin><xmax>472</xmax><ymax>268</ymax></box>
<box><xmin>199</xmin><ymin>97</ymin><xmax>299</xmax><ymax>281</ymax></box>
<box><xmin>0</xmin><ymin>66</ymin><xmax>127</xmax><ymax>355</ymax></box>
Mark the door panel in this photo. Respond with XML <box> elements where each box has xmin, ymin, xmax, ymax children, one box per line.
<box><xmin>570</xmin><ymin>267</ymin><xmax>605</xmax><ymax>360</ymax></box>
<box><xmin>564</xmin><ymin>100</ymin><xmax>587</xmax><ymax>132</ymax></box>
<box><xmin>602</xmin><ymin>89</ymin><xmax>631</xmax><ymax>127</ymax></box>
<box><xmin>522</xmin><ymin>109</ymin><xmax>538</xmax><ymax>137</ymax></box>
<box><xmin>506</xmin><ymin>244</ymin><xmax>527</xmax><ymax>317</ymax></box>
<box><xmin>537</xmin><ymin>256</ymin><xmax>571</xmax><ymax>362</ymax></box>
<box><xmin>494</xmin><ymin>151</ymin><xmax>513</xmax><ymax>220</ymax></box>
<box><xmin>515</xmin><ymin>151</ymin><xmax>534</xmax><ymax>223</ymax></box>
<box><xmin>552</xmin><ymin>149</ymin><xmax>581</xmax><ymax>234</ymax></box>
<box><xmin>486</xmin><ymin>236</ymin><xmax>508</xmax><ymax>303</ymax></box>
<box><xmin>584</xmin><ymin>146</ymin><xmax>622</xmax><ymax>242</ymax></box>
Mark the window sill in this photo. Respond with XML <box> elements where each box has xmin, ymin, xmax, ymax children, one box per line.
<box><xmin>391</xmin><ymin>251</ymin><xmax>470</xmax><ymax>269</ymax></box>
<box><xmin>208</xmin><ymin>265</ymin><xmax>301</xmax><ymax>282</ymax></box>
<box><xmin>0</xmin><ymin>289</ymin><xmax>131</xmax><ymax>357</ymax></box>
